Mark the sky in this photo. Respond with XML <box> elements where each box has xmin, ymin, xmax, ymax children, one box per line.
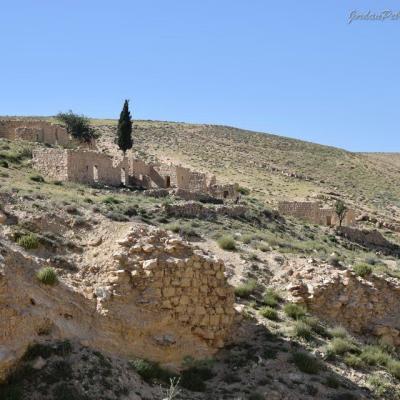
<box><xmin>0</xmin><ymin>1</ymin><xmax>399</xmax><ymax>152</ymax></box>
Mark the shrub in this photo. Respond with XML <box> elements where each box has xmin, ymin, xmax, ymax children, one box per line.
<box><xmin>106</xmin><ymin>211</ymin><xmax>129</xmax><ymax>222</ymax></box>
<box><xmin>102</xmin><ymin>196</ymin><xmax>121</xmax><ymax>205</ymax></box>
<box><xmin>56</xmin><ymin>111</ymin><xmax>97</xmax><ymax>143</ymax></box>
<box><xmin>262</xmin><ymin>289</ymin><xmax>281</xmax><ymax>308</ymax></box>
<box><xmin>36</xmin><ymin>267</ymin><xmax>58</xmax><ymax>285</ymax></box>
<box><xmin>0</xmin><ymin>160</ymin><xmax>9</xmax><ymax>168</ymax></box>
<box><xmin>29</xmin><ymin>174</ymin><xmax>45</xmax><ymax>183</ymax></box>
<box><xmin>17</xmin><ymin>233</ymin><xmax>39</xmax><ymax>250</ymax></box>
<box><xmin>292</xmin><ymin>320</ymin><xmax>313</xmax><ymax>341</ymax></box>
<box><xmin>326</xmin><ymin>338</ymin><xmax>357</xmax><ymax>357</ymax></box>
<box><xmin>217</xmin><ymin>235</ymin><xmax>236</xmax><ymax>251</ymax></box>
<box><xmin>360</xmin><ymin>345</ymin><xmax>391</xmax><ymax>366</ymax></box>
<box><xmin>292</xmin><ymin>352</ymin><xmax>320</xmax><ymax>374</ymax></box>
<box><xmin>237</xmin><ymin>186</ymin><xmax>250</xmax><ymax>195</ymax></box>
<box><xmin>259</xmin><ymin>306</ymin><xmax>278</xmax><ymax>321</ymax></box>
<box><xmin>301</xmin><ymin>316</ymin><xmax>327</xmax><ymax>337</ymax></box>
<box><xmin>328</xmin><ymin>326</ymin><xmax>349</xmax><ymax>339</ymax></box>
<box><xmin>353</xmin><ymin>263</ymin><xmax>372</xmax><ymax>277</ymax></box>
<box><xmin>328</xmin><ymin>254</ymin><xmax>341</xmax><ymax>267</ymax></box>
<box><xmin>387</xmin><ymin>359</ymin><xmax>400</xmax><ymax>379</ymax></box>
<box><xmin>234</xmin><ymin>279</ymin><xmax>257</xmax><ymax>299</ymax></box>
<box><xmin>240</xmin><ymin>233</ymin><xmax>254</xmax><ymax>244</ymax></box>
<box><xmin>344</xmin><ymin>354</ymin><xmax>365</xmax><ymax>369</ymax></box>
<box><xmin>128</xmin><ymin>358</ymin><xmax>174</xmax><ymax>383</ymax></box>
<box><xmin>283</xmin><ymin>303</ymin><xmax>306</xmax><ymax>319</ymax></box>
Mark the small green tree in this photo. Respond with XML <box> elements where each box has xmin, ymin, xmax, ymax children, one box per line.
<box><xmin>335</xmin><ymin>200</ymin><xmax>348</xmax><ymax>227</ymax></box>
<box><xmin>56</xmin><ymin>111</ymin><xmax>97</xmax><ymax>143</ymax></box>
<box><xmin>116</xmin><ymin>100</ymin><xmax>133</xmax><ymax>154</ymax></box>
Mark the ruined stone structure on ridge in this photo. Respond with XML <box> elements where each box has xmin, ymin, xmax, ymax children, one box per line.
<box><xmin>278</xmin><ymin>201</ymin><xmax>356</xmax><ymax>226</ymax></box>
<box><xmin>0</xmin><ymin>119</ymin><xmax>74</xmax><ymax>147</ymax></box>
<box><xmin>32</xmin><ymin>148</ymin><xmax>238</xmax><ymax>200</ymax></box>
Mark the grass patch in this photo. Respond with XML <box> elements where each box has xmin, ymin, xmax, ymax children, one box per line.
<box><xmin>327</xmin><ymin>326</ymin><xmax>349</xmax><ymax>339</ymax></box>
<box><xmin>353</xmin><ymin>263</ymin><xmax>372</xmax><ymax>277</ymax></box>
<box><xmin>292</xmin><ymin>352</ymin><xmax>320</xmax><ymax>374</ymax></box>
<box><xmin>325</xmin><ymin>338</ymin><xmax>358</xmax><ymax>358</ymax></box>
<box><xmin>261</xmin><ymin>289</ymin><xmax>281</xmax><ymax>308</ymax></box>
<box><xmin>29</xmin><ymin>174</ymin><xmax>45</xmax><ymax>183</ymax></box>
<box><xmin>292</xmin><ymin>320</ymin><xmax>313</xmax><ymax>341</ymax></box>
<box><xmin>259</xmin><ymin>306</ymin><xmax>278</xmax><ymax>321</ymax></box>
<box><xmin>17</xmin><ymin>233</ymin><xmax>39</xmax><ymax>250</ymax></box>
<box><xmin>344</xmin><ymin>354</ymin><xmax>365</xmax><ymax>369</ymax></box>
<box><xmin>36</xmin><ymin>267</ymin><xmax>58</xmax><ymax>285</ymax></box>
<box><xmin>283</xmin><ymin>303</ymin><xmax>306</xmax><ymax>319</ymax></box>
<box><xmin>217</xmin><ymin>235</ymin><xmax>236</xmax><ymax>251</ymax></box>
<box><xmin>234</xmin><ymin>279</ymin><xmax>257</xmax><ymax>299</ymax></box>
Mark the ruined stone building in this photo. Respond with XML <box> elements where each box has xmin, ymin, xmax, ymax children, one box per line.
<box><xmin>0</xmin><ymin>119</ymin><xmax>73</xmax><ymax>147</ymax></box>
<box><xmin>32</xmin><ymin>148</ymin><xmax>238</xmax><ymax>200</ymax></box>
<box><xmin>278</xmin><ymin>201</ymin><xmax>356</xmax><ymax>226</ymax></box>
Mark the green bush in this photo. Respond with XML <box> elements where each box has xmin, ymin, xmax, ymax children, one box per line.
<box><xmin>292</xmin><ymin>320</ymin><xmax>313</xmax><ymax>341</ymax></box>
<box><xmin>234</xmin><ymin>279</ymin><xmax>257</xmax><ymax>299</ymax></box>
<box><xmin>326</xmin><ymin>338</ymin><xmax>357</xmax><ymax>357</ymax></box>
<box><xmin>328</xmin><ymin>326</ymin><xmax>349</xmax><ymax>339</ymax></box>
<box><xmin>128</xmin><ymin>358</ymin><xmax>174</xmax><ymax>383</ymax></box>
<box><xmin>102</xmin><ymin>196</ymin><xmax>121</xmax><ymax>205</ymax></box>
<box><xmin>217</xmin><ymin>235</ymin><xmax>236</xmax><ymax>251</ymax></box>
<box><xmin>344</xmin><ymin>354</ymin><xmax>365</xmax><ymax>369</ymax></box>
<box><xmin>56</xmin><ymin>111</ymin><xmax>97</xmax><ymax>143</ymax></box>
<box><xmin>387</xmin><ymin>359</ymin><xmax>400</xmax><ymax>379</ymax></box>
<box><xmin>17</xmin><ymin>233</ymin><xmax>39</xmax><ymax>250</ymax></box>
<box><xmin>292</xmin><ymin>352</ymin><xmax>320</xmax><ymax>374</ymax></box>
<box><xmin>259</xmin><ymin>306</ymin><xmax>278</xmax><ymax>321</ymax></box>
<box><xmin>360</xmin><ymin>345</ymin><xmax>391</xmax><ymax>366</ymax></box>
<box><xmin>36</xmin><ymin>267</ymin><xmax>58</xmax><ymax>285</ymax></box>
<box><xmin>237</xmin><ymin>186</ymin><xmax>250</xmax><ymax>195</ymax></box>
<box><xmin>283</xmin><ymin>303</ymin><xmax>306</xmax><ymax>319</ymax></box>
<box><xmin>29</xmin><ymin>174</ymin><xmax>45</xmax><ymax>183</ymax></box>
<box><xmin>262</xmin><ymin>289</ymin><xmax>281</xmax><ymax>308</ymax></box>
<box><xmin>301</xmin><ymin>316</ymin><xmax>327</xmax><ymax>337</ymax></box>
<box><xmin>353</xmin><ymin>263</ymin><xmax>372</xmax><ymax>277</ymax></box>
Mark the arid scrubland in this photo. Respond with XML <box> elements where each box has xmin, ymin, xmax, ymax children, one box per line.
<box><xmin>0</xmin><ymin>118</ymin><xmax>400</xmax><ymax>399</ymax></box>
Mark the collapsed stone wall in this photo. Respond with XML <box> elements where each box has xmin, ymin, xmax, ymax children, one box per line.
<box><xmin>164</xmin><ymin>201</ymin><xmax>247</xmax><ymax>220</ymax></box>
<box><xmin>289</xmin><ymin>267</ymin><xmax>400</xmax><ymax>346</ymax></box>
<box><xmin>0</xmin><ymin>226</ymin><xmax>235</xmax><ymax>382</ymax></box>
<box><xmin>176</xmin><ymin>166</ymin><xmax>211</xmax><ymax>192</ymax></box>
<box><xmin>0</xmin><ymin>120</ymin><xmax>71</xmax><ymax>146</ymax></box>
<box><xmin>278</xmin><ymin>201</ymin><xmax>356</xmax><ymax>226</ymax></box>
<box><xmin>337</xmin><ymin>226</ymin><xmax>390</xmax><ymax>247</ymax></box>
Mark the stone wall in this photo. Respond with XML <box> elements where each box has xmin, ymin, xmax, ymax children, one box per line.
<box><xmin>289</xmin><ymin>267</ymin><xmax>400</xmax><ymax>346</ymax></box>
<box><xmin>32</xmin><ymin>149</ymin><xmax>69</xmax><ymax>181</ymax></box>
<box><xmin>0</xmin><ymin>226</ymin><xmax>235</xmax><ymax>381</ymax></box>
<box><xmin>112</xmin><ymin>227</ymin><xmax>235</xmax><ymax>346</ymax></box>
<box><xmin>164</xmin><ymin>201</ymin><xmax>248</xmax><ymax>220</ymax></box>
<box><xmin>176</xmin><ymin>166</ymin><xmax>211</xmax><ymax>192</ymax></box>
<box><xmin>278</xmin><ymin>201</ymin><xmax>356</xmax><ymax>226</ymax></box>
<box><xmin>0</xmin><ymin>120</ymin><xmax>71</xmax><ymax>146</ymax></box>
<box><xmin>337</xmin><ymin>226</ymin><xmax>399</xmax><ymax>255</ymax></box>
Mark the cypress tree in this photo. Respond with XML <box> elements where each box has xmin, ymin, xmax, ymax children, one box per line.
<box><xmin>117</xmin><ymin>100</ymin><xmax>133</xmax><ymax>154</ymax></box>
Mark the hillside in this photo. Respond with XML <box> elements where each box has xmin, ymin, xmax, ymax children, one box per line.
<box><xmin>1</xmin><ymin>117</ymin><xmax>400</xmax><ymax>400</ymax></box>
<box><xmin>90</xmin><ymin>119</ymin><xmax>400</xmax><ymax>222</ymax></box>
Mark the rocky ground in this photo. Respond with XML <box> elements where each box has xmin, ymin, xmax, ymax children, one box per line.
<box><xmin>0</xmin><ymin>125</ymin><xmax>400</xmax><ymax>399</ymax></box>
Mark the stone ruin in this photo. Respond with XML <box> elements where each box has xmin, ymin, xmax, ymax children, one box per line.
<box><xmin>278</xmin><ymin>201</ymin><xmax>356</xmax><ymax>226</ymax></box>
<box><xmin>0</xmin><ymin>225</ymin><xmax>235</xmax><ymax>381</ymax></box>
<box><xmin>32</xmin><ymin>148</ymin><xmax>239</xmax><ymax>201</ymax></box>
<box><xmin>0</xmin><ymin>119</ymin><xmax>74</xmax><ymax>147</ymax></box>
<box><xmin>288</xmin><ymin>265</ymin><xmax>400</xmax><ymax>346</ymax></box>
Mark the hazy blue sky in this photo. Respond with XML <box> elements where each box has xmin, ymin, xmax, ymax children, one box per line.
<box><xmin>1</xmin><ymin>1</ymin><xmax>399</xmax><ymax>151</ymax></box>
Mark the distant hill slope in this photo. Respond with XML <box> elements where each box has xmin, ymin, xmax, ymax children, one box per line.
<box><xmin>3</xmin><ymin>116</ymin><xmax>400</xmax><ymax>220</ymax></box>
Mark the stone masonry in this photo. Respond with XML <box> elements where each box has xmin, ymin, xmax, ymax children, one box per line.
<box><xmin>0</xmin><ymin>119</ymin><xmax>72</xmax><ymax>146</ymax></box>
<box><xmin>278</xmin><ymin>201</ymin><xmax>356</xmax><ymax>226</ymax></box>
<box><xmin>288</xmin><ymin>266</ymin><xmax>400</xmax><ymax>346</ymax></box>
